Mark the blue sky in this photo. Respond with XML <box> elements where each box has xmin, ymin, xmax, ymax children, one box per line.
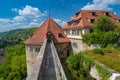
<box><xmin>0</xmin><ymin>0</ymin><xmax>120</xmax><ymax>32</ymax></box>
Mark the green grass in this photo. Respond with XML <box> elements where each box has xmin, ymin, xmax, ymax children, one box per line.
<box><xmin>83</xmin><ymin>49</ymin><xmax>120</xmax><ymax>72</ymax></box>
<box><xmin>96</xmin><ymin>64</ymin><xmax>112</xmax><ymax>80</ymax></box>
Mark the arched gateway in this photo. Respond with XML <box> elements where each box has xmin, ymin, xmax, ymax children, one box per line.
<box><xmin>46</xmin><ymin>31</ymin><xmax>53</xmax><ymax>42</ymax></box>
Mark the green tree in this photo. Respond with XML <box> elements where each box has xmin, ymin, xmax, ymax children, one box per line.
<box><xmin>82</xmin><ymin>16</ymin><xmax>120</xmax><ymax>47</ymax></box>
<box><xmin>93</xmin><ymin>16</ymin><xmax>116</xmax><ymax>32</ymax></box>
<box><xmin>0</xmin><ymin>42</ymin><xmax>27</xmax><ymax>79</ymax></box>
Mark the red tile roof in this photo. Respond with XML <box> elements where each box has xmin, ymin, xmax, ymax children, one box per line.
<box><xmin>25</xmin><ymin>18</ymin><xmax>70</xmax><ymax>45</ymax></box>
<box><xmin>63</xmin><ymin>10</ymin><xmax>120</xmax><ymax>30</ymax></box>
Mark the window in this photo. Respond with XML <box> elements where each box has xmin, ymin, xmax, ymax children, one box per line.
<box><xmin>91</xmin><ymin>12</ymin><xmax>96</xmax><ymax>16</ymax></box>
<box><xmin>67</xmin><ymin>22</ymin><xmax>72</xmax><ymax>26</ymax></box>
<box><xmin>35</xmin><ymin>48</ymin><xmax>40</xmax><ymax>52</ymax></box>
<box><xmin>117</xmin><ymin>19</ymin><xmax>120</xmax><ymax>23</ymax></box>
<box><xmin>66</xmin><ymin>30</ymin><xmax>70</xmax><ymax>35</ymax></box>
<box><xmin>73</xmin><ymin>19</ymin><xmax>81</xmax><ymax>25</ymax></box>
<box><xmin>73</xmin><ymin>42</ymin><xmax>78</xmax><ymax>48</ymax></box>
<box><xmin>72</xmin><ymin>29</ymin><xmax>79</xmax><ymax>35</ymax></box>
<box><xmin>77</xmin><ymin>29</ymin><xmax>81</xmax><ymax>35</ymax></box>
<box><xmin>75</xmin><ymin>30</ymin><xmax>77</xmax><ymax>35</ymax></box>
<box><xmin>75</xmin><ymin>12</ymin><xmax>80</xmax><ymax>17</ymax></box>
<box><xmin>73</xmin><ymin>21</ymin><xmax>78</xmax><ymax>25</ymax></box>
<box><xmin>58</xmin><ymin>33</ymin><xmax>63</xmax><ymax>38</ymax></box>
<box><xmin>72</xmin><ymin>30</ymin><xmax>75</xmax><ymax>35</ymax></box>
<box><xmin>104</xmin><ymin>12</ymin><xmax>109</xmax><ymax>16</ymax></box>
<box><xmin>89</xmin><ymin>19</ymin><xmax>95</xmax><ymax>23</ymax></box>
<box><xmin>71</xmin><ymin>30</ymin><xmax>73</xmax><ymax>35</ymax></box>
<box><xmin>29</xmin><ymin>47</ymin><xmax>33</xmax><ymax>52</ymax></box>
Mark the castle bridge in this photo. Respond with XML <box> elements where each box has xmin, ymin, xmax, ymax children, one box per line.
<box><xmin>26</xmin><ymin>39</ymin><xmax>67</xmax><ymax>80</ymax></box>
<box><xmin>25</xmin><ymin>18</ymin><xmax>70</xmax><ymax>80</ymax></box>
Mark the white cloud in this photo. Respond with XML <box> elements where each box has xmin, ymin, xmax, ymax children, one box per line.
<box><xmin>0</xmin><ymin>19</ymin><xmax>10</xmax><ymax>23</ymax></box>
<box><xmin>54</xmin><ymin>19</ymin><xmax>66</xmax><ymax>27</ymax></box>
<box><xmin>13</xmin><ymin>16</ymin><xmax>25</xmax><ymax>21</ymax></box>
<box><xmin>11</xmin><ymin>8</ymin><xmax>18</xmax><ymax>12</ymax></box>
<box><xmin>0</xmin><ymin>5</ymin><xmax>66</xmax><ymax>32</ymax></box>
<box><xmin>0</xmin><ymin>5</ymin><xmax>46</xmax><ymax>32</ymax></box>
<box><xmin>18</xmin><ymin>5</ymin><xmax>45</xmax><ymax>18</ymax></box>
<box><xmin>82</xmin><ymin>0</ymin><xmax>120</xmax><ymax>10</ymax></box>
<box><xmin>28</xmin><ymin>22</ymin><xmax>40</xmax><ymax>27</ymax></box>
<box><xmin>13</xmin><ymin>5</ymin><xmax>45</xmax><ymax>22</ymax></box>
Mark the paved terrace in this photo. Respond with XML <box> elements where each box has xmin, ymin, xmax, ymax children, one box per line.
<box><xmin>26</xmin><ymin>39</ymin><xmax>67</xmax><ymax>80</ymax></box>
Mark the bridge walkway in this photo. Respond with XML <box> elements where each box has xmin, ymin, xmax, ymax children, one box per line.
<box><xmin>42</xmin><ymin>42</ymin><xmax>57</xmax><ymax>80</ymax></box>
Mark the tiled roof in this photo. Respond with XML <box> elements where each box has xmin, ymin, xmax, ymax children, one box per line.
<box><xmin>63</xmin><ymin>10</ymin><xmax>120</xmax><ymax>30</ymax></box>
<box><xmin>25</xmin><ymin>18</ymin><xmax>70</xmax><ymax>45</ymax></box>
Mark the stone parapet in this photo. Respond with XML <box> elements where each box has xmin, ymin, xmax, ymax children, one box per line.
<box><xmin>51</xmin><ymin>41</ymin><xmax>68</xmax><ymax>80</ymax></box>
<box><xmin>26</xmin><ymin>39</ymin><xmax>47</xmax><ymax>80</ymax></box>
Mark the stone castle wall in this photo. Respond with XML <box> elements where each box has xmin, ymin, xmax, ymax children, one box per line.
<box><xmin>70</xmin><ymin>38</ymin><xmax>99</xmax><ymax>53</ymax></box>
<box><xmin>55</xmin><ymin>43</ymin><xmax>70</xmax><ymax>57</ymax></box>
<box><xmin>25</xmin><ymin>44</ymin><xmax>41</xmax><ymax>76</ymax></box>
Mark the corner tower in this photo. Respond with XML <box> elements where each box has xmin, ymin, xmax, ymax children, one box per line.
<box><xmin>25</xmin><ymin>18</ymin><xmax>70</xmax><ymax>76</ymax></box>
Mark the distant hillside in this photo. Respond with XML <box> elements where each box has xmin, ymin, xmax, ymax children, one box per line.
<box><xmin>0</xmin><ymin>28</ymin><xmax>37</xmax><ymax>79</ymax></box>
<box><xmin>0</xmin><ymin>28</ymin><xmax>37</xmax><ymax>48</ymax></box>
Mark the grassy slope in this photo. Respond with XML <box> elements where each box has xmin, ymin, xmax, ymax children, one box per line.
<box><xmin>83</xmin><ymin>50</ymin><xmax>120</xmax><ymax>72</ymax></box>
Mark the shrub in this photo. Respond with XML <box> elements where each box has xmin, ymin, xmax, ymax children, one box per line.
<box><xmin>67</xmin><ymin>54</ymin><xmax>80</xmax><ymax>69</ymax></box>
<box><xmin>66</xmin><ymin>52</ymin><xmax>95</xmax><ymax>79</ymax></box>
<box><xmin>0</xmin><ymin>53</ymin><xmax>4</xmax><ymax>57</ymax></box>
<box><xmin>92</xmin><ymin>49</ymin><xmax>104</xmax><ymax>55</ymax></box>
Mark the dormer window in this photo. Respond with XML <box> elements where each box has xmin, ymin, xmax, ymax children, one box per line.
<box><xmin>67</xmin><ymin>21</ymin><xmax>72</xmax><ymax>26</ymax></box>
<box><xmin>75</xmin><ymin>12</ymin><xmax>80</xmax><ymax>17</ymax></box>
<box><xmin>89</xmin><ymin>19</ymin><xmax>95</xmax><ymax>23</ymax></box>
<box><xmin>92</xmin><ymin>12</ymin><xmax>96</xmax><ymax>16</ymax></box>
<box><xmin>104</xmin><ymin>12</ymin><xmax>109</xmax><ymax>16</ymax></box>
<box><xmin>117</xmin><ymin>19</ymin><xmax>120</xmax><ymax>23</ymax></box>
<box><xmin>74</xmin><ymin>21</ymin><xmax>78</xmax><ymax>25</ymax></box>
<box><xmin>58</xmin><ymin>33</ymin><xmax>63</xmax><ymax>38</ymax></box>
<box><xmin>73</xmin><ymin>19</ymin><xmax>81</xmax><ymax>25</ymax></box>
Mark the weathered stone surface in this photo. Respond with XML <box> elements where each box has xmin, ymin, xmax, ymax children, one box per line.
<box><xmin>70</xmin><ymin>38</ymin><xmax>84</xmax><ymax>53</ymax></box>
<box><xmin>90</xmin><ymin>66</ymin><xmax>101</xmax><ymax>80</ymax></box>
<box><xmin>69</xmin><ymin>38</ymin><xmax>99</xmax><ymax>53</ymax></box>
<box><xmin>25</xmin><ymin>45</ymin><xmax>41</xmax><ymax>76</ymax></box>
<box><xmin>52</xmin><ymin>42</ymin><xmax>67</xmax><ymax>80</ymax></box>
<box><xmin>110</xmin><ymin>73</ymin><xmax>120</xmax><ymax>80</ymax></box>
<box><xmin>26</xmin><ymin>40</ymin><xmax>67</xmax><ymax>80</ymax></box>
<box><xmin>26</xmin><ymin>40</ymin><xmax>47</xmax><ymax>80</ymax></box>
<box><xmin>115</xmin><ymin>76</ymin><xmax>120</xmax><ymax>80</ymax></box>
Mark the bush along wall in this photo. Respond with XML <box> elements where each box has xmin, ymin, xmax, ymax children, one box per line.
<box><xmin>66</xmin><ymin>52</ymin><xmax>112</xmax><ymax>80</ymax></box>
<box><xmin>66</xmin><ymin>52</ymin><xmax>95</xmax><ymax>80</ymax></box>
